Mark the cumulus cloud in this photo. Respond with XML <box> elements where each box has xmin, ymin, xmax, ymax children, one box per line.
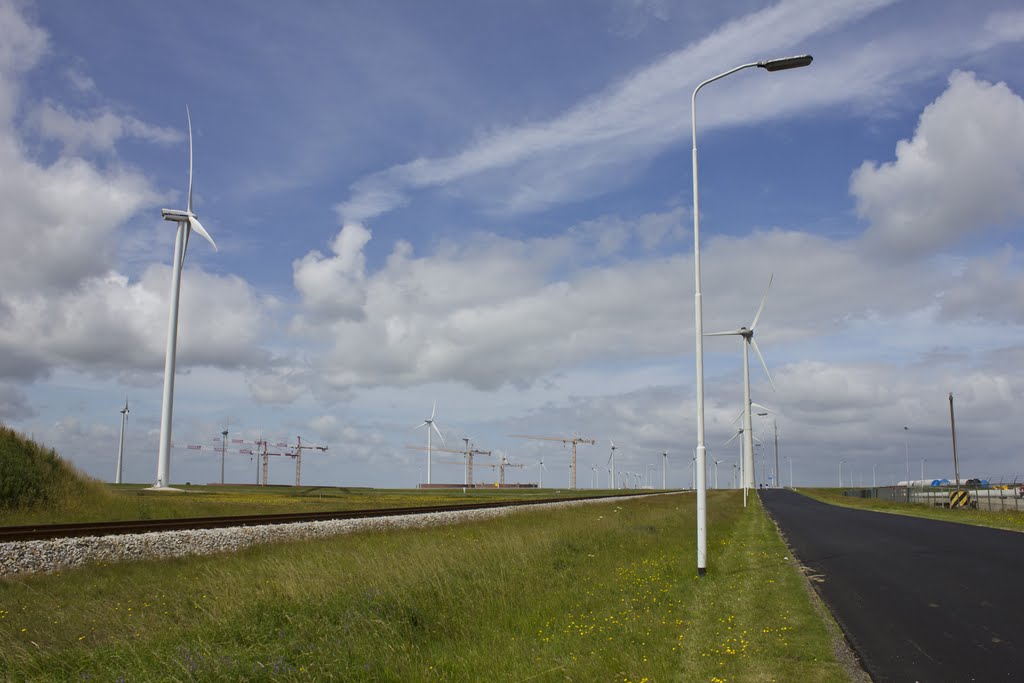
<box><xmin>292</xmin><ymin>222</ymin><xmax>372</xmax><ymax>323</ymax></box>
<box><xmin>853</xmin><ymin>71</ymin><xmax>1024</xmax><ymax>255</ymax></box>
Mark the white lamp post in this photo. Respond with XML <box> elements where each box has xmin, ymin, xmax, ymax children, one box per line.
<box><xmin>690</xmin><ymin>54</ymin><xmax>812</xmax><ymax>575</ymax></box>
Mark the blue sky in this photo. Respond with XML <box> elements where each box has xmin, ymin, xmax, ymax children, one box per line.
<box><xmin>2</xmin><ymin>0</ymin><xmax>1024</xmax><ymax>489</ymax></box>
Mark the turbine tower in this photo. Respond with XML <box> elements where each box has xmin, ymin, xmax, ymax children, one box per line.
<box><xmin>607</xmin><ymin>441</ymin><xmax>619</xmax><ymax>489</ymax></box>
<box><xmin>706</xmin><ymin>274</ymin><xmax>775</xmax><ymax>494</ymax></box>
<box><xmin>537</xmin><ymin>457</ymin><xmax>547</xmax><ymax>488</ymax></box>
<box><xmin>115</xmin><ymin>399</ymin><xmax>129</xmax><ymax>484</ymax></box>
<box><xmin>415</xmin><ymin>401</ymin><xmax>444</xmax><ymax>485</ymax></box>
<box><xmin>153</xmin><ymin>107</ymin><xmax>218</xmax><ymax>490</ymax></box>
<box><xmin>661</xmin><ymin>450</ymin><xmax>668</xmax><ymax>489</ymax></box>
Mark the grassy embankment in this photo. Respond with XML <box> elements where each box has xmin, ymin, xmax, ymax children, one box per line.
<box><xmin>0</xmin><ymin>426</ymin><xmax>631</xmax><ymax>526</ymax></box>
<box><xmin>1</xmin><ymin>491</ymin><xmax>850</xmax><ymax>681</ymax></box>
<box><xmin>798</xmin><ymin>487</ymin><xmax>1024</xmax><ymax>533</ymax></box>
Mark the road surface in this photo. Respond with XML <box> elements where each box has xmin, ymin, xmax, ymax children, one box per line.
<box><xmin>760</xmin><ymin>489</ymin><xmax>1021</xmax><ymax>682</ymax></box>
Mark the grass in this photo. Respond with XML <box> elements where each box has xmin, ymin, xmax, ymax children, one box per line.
<box><xmin>0</xmin><ymin>483</ymin><xmax>641</xmax><ymax>526</ymax></box>
<box><xmin>1</xmin><ymin>491</ymin><xmax>851</xmax><ymax>681</ymax></box>
<box><xmin>0</xmin><ymin>426</ymin><xmax>112</xmax><ymax>519</ymax></box>
<box><xmin>797</xmin><ymin>488</ymin><xmax>1024</xmax><ymax>533</ymax></box>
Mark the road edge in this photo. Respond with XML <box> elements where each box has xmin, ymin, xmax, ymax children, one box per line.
<box><xmin>758</xmin><ymin>491</ymin><xmax>872</xmax><ymax>683</ymax></box>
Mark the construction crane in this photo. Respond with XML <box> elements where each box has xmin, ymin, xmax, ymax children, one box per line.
<box><xmin>510</xmin><ymin>434</ymin><xmax>596</xmax><ymax>489</ymax></box>
<box><xmin>175</xmin><ymin>434</ymin><xmax>327</xmax><ymax>486</ymax></box>
<box><xmin>475</xmin><ymin>454</ymin><xmax>525</xmax><ymax>486</ymax></box>
<box><xmin>288</xmin><ymin>436</ymin><xmax>328</xmax><ymax>487</ymax></box>
<box><xmin>406</xmin><ymin>443</ymin><xmax>491</xmax><ymax>486</ymax></box>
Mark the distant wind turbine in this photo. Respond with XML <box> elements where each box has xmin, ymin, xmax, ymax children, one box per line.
<box><xmin>115</xmin><ymin>399</ymin><xmax>129</xmax><ymax>484</ymax></box>
<box><xmin>706</xmin><ymin>274</ymin><xmax>775</xmax><ymax>494</ymax></box>
<box><xmin>607</xmin><ymin>441</ymin><xmax>619</xmax><ymax>489</ymax></box>
<box><xmin>153</xmin><ymin>107</ymin><xmax>218</xmax><ymax>490</ymax></box>
<box><xmin>661</xmin><ymin>450</ymin><xmax>668</xmax><ymax>489</ymax></box>
<box><xmin>415</xmin><ymin>401</ymin><xmax>444</xmax><ymax>485</ymax></box>
<box><xmin>713</xmin><ymin>458</ymin><xmax>723</xmax><ymax>489</ymax></box>
<box><xmin>537</xmin><ymin>457</ymin><xmax>547</xmax><ymax>488</ymax></box>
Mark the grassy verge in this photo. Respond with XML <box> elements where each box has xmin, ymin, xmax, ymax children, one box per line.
<box><xmin>0</xmin><ymin>484</ymin><xmax>639</xmax><ymax>526</ymax></box>
<box><xmin>2</xmin><ymin>492</ymin><xmax>849</xmax><ymax>681</ymax></box>
<box><xmin>797</xmin><ymin>488</ymin><xmax>1024</xmax><ymax>533</ymax></box>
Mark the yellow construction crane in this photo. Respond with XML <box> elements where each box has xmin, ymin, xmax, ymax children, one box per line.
<box><xmin>406</xmin><ymin>443</ymin><xmax>491</xmax><ymax>486</ymax></box>
<box><xmin>510</xmin><ymin>434</ymin><xmax>596</xmax><ymax>489</ymax></box>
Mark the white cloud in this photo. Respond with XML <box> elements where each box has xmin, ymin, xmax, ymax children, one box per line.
<box><xmin>292</xmin><ymin>222</ymin><xmax>372</xmax><ymax>323</ymax></box>
<box><xmin>853</xmin><ymin>71</ymin><xmax>1024</xmax><ymax>255</ymax></box>
<box><xmin>32</xmin><ymin>101</ymin><xmax>184</xmax><ymax>152</ymax></box>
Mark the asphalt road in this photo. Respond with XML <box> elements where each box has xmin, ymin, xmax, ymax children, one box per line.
<box><xmin>760</xmin><ymin>489</ymin><xmax>1022</xmax><ymax>682</ymax></box>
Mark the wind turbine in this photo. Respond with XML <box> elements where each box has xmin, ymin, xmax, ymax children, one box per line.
<box><xmin>591</xmin><ymin>464</ymin><xmax>598</xmax><ymax>488</ymax></box>
<box><xmin>115</xmin><ymin>399</ymin><xmax>129</xmax><ymax>484</ymax></box>
<box><xmin>607</xmin><ymin>441</ymin><xmax>619</xmax><ymax>489</ymax></box>
<box><xmin>152</xmin><ymin>107</ymin><xmax>218</xmax><ymax>490</ymax></box>
<box><xmin>415</xmin><ymin>401</ymin><xmax>444</xmax><ymax>485</ymax></box>
<box><xmin>537</xmin><ymin>456</ymin><xmax>547</xmax><ymax>488</ymax></box>
<box><xmin>661</xmin><ymin>450</ymin><xmax>668</xmax><ymax>489</ymax></box>
<box><xmin>713</xmin><ymin>458</ymin><xmax>723</xmax><ymax>489</ymax></box>
<box><xmin>706</xmin><ymin>274</ymin><xmax>775</xmax><ymax>495</ymax></box>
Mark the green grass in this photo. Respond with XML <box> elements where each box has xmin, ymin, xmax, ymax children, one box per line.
<box><xmin>0</xmin><ymin>426</ymin><xmax>112</xmax><ymax>518</ymax></box>
<box><xmin>1</xmin><ymin>492</ymin><xmax>850</xmax><ymax>681</ymax></box>
<box><xmin>1</xmin><ymin>482</ymin><xmax>641</xmax><ymax>526</ymax></box>
<box><xmin>797</xmin><ymin>488</ymin><xmax>1024</xmax><ymax>532</ymax></box>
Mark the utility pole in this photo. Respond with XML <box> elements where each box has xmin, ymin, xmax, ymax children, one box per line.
<box><xmin>510</xmin><ymin>434</ymin><xmax>596</xmax><ymax>489</ymax></box>
<box><xmin>773</xmin><ymin>418</ymin><xmax>779</xmax><ymax>489</ymax></box>
<box><xmin>949</xmin><ymin>393</ymin><xmax>961</xmax><ymax>489</ymax></box>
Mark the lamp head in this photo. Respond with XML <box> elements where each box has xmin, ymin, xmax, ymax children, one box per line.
<box><xmin>757</xmin><ymin>54</ymin><xmax>813</xmax><ymax>72</ymax></box>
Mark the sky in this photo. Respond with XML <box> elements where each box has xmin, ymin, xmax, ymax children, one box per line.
<box><xmin>2</xmin><ymin>0</ymin><xmax>1024</xmax><ymax>490</ymax></box>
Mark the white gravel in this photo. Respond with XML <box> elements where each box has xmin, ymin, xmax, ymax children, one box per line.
<box><xmin>1</xmin><ymin>495</ymin><xmax>651</xmax><ymax>578</ymax></box>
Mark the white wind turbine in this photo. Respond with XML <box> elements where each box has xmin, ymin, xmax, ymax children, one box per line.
<box><xmin>537</xmin><ymin>457</ymin><xmax>547</xmax><ymax>488</ymax></box>
<box><xmin>706</xmin><ymin>274</ymin><xmax>776</xmax><ymax>495</ymax></box>
<box><xmin>152</xmin><ymin>107</ymin><xmax>218</xmax><ymax>490</ymax></box>
<box><xmin>115</xmin><ymin>399</ymin><xmax>129</xmax><ymax>484</ymax></box>
<box><xmin>591</xmin><ymin>464</ymin><xmax>598</xmax><ymax>488</ymax></box>
<box><xmin>415</xmin><ymin>401</ymin><xmax>444</xmax><ymax>485</ymax></box>
<box><xmin>661</xmin><ymin>450</ymin><xmax>668</xmax><ymax>489</ymax></box>
<box><xmin>713</xmin><ymin>458</ymin><xmax>723</xmax><ymax>489</ymax></box>
<box><xmin>607</xmin><ymin>441</ymin><xmax>619</xmax><ymax>489</ymax></box>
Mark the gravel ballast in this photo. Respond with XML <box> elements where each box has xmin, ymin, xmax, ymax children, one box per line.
<box><xmin>1</xmin><ymin>495</ymin><xmax>652</xmax><ymax>578</ymax></box>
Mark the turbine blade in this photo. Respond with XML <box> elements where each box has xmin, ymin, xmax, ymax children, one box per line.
<box><xmin>705</xmin><ymin>330</ymin><xmax>745</xmax><ymax>337</ymax></box>
<box><xmin>750</xmin><ymin>273</ymin><xmax>773</xmax><ymax>330</ymax></box>
<box><xmin>413</xmin><ymin>421</ymin><xmax>428</xmax><ymax>429</ymax></box>
<box><xmin>724</xmin><ymin>431</ymin><xmax>739</xmax><ymax>446</ymax></box>
<box><xmin>188</xmin><ymin>215</ymin><xmax>217</xmax><ymax>251</ymax></box>
<box><xmin>432</xmin><ymin>421</ymin><xmax>445</xmax><ymax>446</ymax></box>
<box><xmin>751</xmin><ymin>339</ymin><xmax>776</xmax><ymax>392</ymax></box>
<box><xmin>732</xmin><ymin>411</ymin><xmax>744</xmax><ymax>425</ymax></box>
<box><xmin>186</xmin><ymin>105</ymin><xmax>193</xmax><ymax>215</ymax></box>
<box><xmin>431</xmin><ymin>400</ymin><xmax>437</xmax><ymax>420</ymax></box>
<box><xmin>751</xmin><ymin>402</ymin><xmax>776</xmax><ymax>414</ymax></box>
<box><xmin>607</xmin><ymin>452</ymin><xmax>614</xmax><ymax>465</ymax></box>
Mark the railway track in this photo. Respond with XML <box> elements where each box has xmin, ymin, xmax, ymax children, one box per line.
<box><xmin>0</xmin><ymin>492</ymin><xmax>658</xmax><ymax>543</ymax></box>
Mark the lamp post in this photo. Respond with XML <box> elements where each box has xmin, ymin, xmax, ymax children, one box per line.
<box><xmin>690</xmin><ymin>54</ymin><xmax>812</xmax><ymax>576</ymax></box>
<box><xmin>904</xmin><ymin>426</ymin><xmax>910</xmax><ymax>484</ymax></box>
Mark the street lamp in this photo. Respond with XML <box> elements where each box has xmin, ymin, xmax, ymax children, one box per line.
<box><xmin>691</xmin><ymin>54</ymin><xmax>813</xmax><ymax>575</ymax></box>
<box><xmin>904</xmin><ymin>426</ymin><xmax>910</xmax><ymax>484</ymax></box>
